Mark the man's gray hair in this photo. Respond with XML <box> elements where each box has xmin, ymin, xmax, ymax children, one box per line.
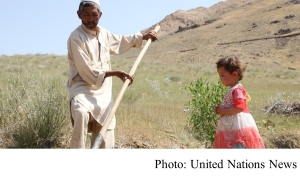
<box><xmin>78</xmin><ymin>1</ymin><xmax>100</xmax><ymax>14</ymax></box>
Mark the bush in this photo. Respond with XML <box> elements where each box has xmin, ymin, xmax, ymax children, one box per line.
<box><xmin>1</xmin><ymin>70</ymin><xmax>70</xmax><ymax>148</ymax></box>
<box><xmin>185</xmin><ymin>77</ymin><xmax>227</xmax><ymax>148</ymax></box>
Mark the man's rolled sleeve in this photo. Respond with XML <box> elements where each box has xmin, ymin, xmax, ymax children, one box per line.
<box><xmin>94</xmin><ymin>69</ymin><xmax>106</xmax><ymax>88</ymax></box>
<box><xmin>132</xmin><ymin>32</ymin><xmax>143</xmax><ymax>48</ymax></box>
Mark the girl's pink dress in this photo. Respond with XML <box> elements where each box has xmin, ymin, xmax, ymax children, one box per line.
<box><xmin>213</xmin><ymin>84</ymin><xmax>265</xmax><ymax>148</ymax></box>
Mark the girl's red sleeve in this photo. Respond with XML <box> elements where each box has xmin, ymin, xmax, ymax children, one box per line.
<box><xmin>232</xmin><ymin>87</ymin><xmax>249</xmax><ymax>112</ymax></box>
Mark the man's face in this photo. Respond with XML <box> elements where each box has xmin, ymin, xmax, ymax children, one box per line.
<box><xmin>77</xmin><ymin>5</ymin><xmax>102</xmax><ymax>31</ymax></box>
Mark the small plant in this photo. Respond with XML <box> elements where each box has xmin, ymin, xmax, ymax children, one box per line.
<box><xmin>184</xmin><ymin>77</ymin><xmax>227</xmax><ymax>148</ymax></box>
<box><xmin>168</xmin><ymin>76</ymin><xmax>181</xmax><ymax>82</ymax></box>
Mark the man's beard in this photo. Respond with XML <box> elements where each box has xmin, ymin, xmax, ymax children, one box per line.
<box><xmin>83</xmin><ymin>21</ymin><xmax>97</xmax><ymax>30</ymax></box>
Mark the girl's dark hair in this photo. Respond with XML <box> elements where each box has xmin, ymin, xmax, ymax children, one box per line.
<box><xmin>78</xmin><ymin>1</ymin><xmax>100</xmax><ymax>14</ymax></box>
<box><xmin>216</xmin><ymin>55</ymin><xmax>247</xmax><ymax>80</ymax></box>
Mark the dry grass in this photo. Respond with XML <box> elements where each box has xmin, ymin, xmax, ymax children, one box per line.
<box><xmin>1</xmin><ymin>52</ymin><xmax>300</xmax><ymax>149</ymax></box>
<box><xmin>1</xmin><ymin>57</ymin><xmax>300</xmax><ymax>149</ymax></box>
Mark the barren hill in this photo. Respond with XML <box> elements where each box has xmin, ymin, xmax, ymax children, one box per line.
<box><xmin>143</xmin><ymin>0</ymin><xmax>262</xmax><ymax>35</ymax></box>
<box><xmin>124</xmin><ymin>0</ymin><xmax>300</xmax><ymax>71</ymax></box>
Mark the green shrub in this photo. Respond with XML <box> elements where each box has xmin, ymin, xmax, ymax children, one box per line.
<box><xmin>1</xmin><ymin>69</ymin><xmax>70</xmax><ymax>148</ymax></box>
<box><xmin>185</xmin><ymin>77</ymin><xmax>227</xmax><ymax>148</ymax></box>
<box><xmin>13</xmin><ymin>84</ymin><xmax>69</xmax><ymax>148</ymax></box>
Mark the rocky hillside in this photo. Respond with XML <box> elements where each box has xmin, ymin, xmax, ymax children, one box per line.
<box><xmin>143</xmin><ymin>0</ymin><xmax>262</xmax><ymax>35</ymax></box>
<box><xmin>129</xmin><ymin>0</ymin><xmax>300</xmax><ymax>71</ymax></box>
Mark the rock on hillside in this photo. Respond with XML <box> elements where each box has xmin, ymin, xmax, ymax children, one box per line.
<box><xmin>143</xmin><ymin>0</ymin><xmax>261</xmax><ymax>35</ymax></box>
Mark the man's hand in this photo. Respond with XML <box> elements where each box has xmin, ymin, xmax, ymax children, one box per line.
<box><xmin>118</xmin><ymin>71</ymin><xmax>134</xmax><ymax>85</ymax></box>
<box><xmin>142</xmin><ymin>30</ymin><xmax>158</xmax><ymax>42</ymax></box>
<box><xmin>105</xmin><ymin>70</ymin><xmax>134</xmax><ymax>85</ymax></box>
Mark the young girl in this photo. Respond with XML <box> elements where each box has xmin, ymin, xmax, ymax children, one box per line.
<box><xmin>213</xmin><ymin>56</ymin><xmax>265</xmax><ymax>148</ymax></box>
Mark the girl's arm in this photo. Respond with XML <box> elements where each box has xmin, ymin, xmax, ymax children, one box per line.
<box><xmin>216</xmin><ymin>106</ymin><xmax>243</xmax><ymax>116</ymax></box>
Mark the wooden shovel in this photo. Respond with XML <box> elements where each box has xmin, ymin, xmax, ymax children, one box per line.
<box><xmin>91</xmin><ymin>25</ymin><xmax>161</xmax><ymax>149</ymax></box>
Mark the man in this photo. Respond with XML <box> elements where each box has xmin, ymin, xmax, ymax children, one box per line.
<box><xmin>67</xmin><ymin>0</ymin><xmax>158</xmax><ymax>148</ymax></box>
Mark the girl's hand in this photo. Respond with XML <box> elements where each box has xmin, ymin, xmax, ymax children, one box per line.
<box><xmin>215</xmin><ymin>104</ymin><xmax>220</xmax><ymax>114</ymax></box>
<box><xmin>215</xmin><ymin>104</ymin><xmax>225</xmax><ymax>117</ymax></box>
